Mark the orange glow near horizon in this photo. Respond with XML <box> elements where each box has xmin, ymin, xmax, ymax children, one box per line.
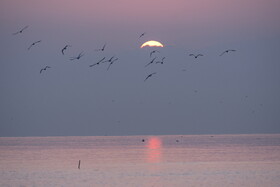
<box><xmin>146</xmin><ymin>137</ymin><xmax>162</xmax><ymax>163</ymax></box>
<box><xmin>141</xmin><ymin>41</ymin><xmax>164</xmax><ymax>48</ymax></box>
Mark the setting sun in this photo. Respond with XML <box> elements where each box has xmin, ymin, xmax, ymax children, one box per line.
<box><xmin>141</xmin><ymin>40</ymin><xmax>164</xmax><ymax>48</ymax></box>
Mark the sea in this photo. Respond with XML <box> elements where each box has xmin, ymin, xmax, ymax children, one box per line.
<box><xmin>0</xmin><ymin>134</ymin><xmax>280</xmax><ymax>187</ymax></box>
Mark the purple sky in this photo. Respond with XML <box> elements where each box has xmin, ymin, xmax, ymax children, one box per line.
<box><xmin>0</xmin><ymin>0</ymin><xmax>280</xmax><ymax>136</ymax></box>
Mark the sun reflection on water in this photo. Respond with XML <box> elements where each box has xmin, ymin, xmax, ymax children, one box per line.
<box><xmin>146</xmin><ymin>137</ymin><xmax>162</xmax><ymax>163</ymax></box>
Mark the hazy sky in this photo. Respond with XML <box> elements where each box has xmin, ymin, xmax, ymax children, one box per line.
<box><xmin>1</xmin><ymin>0</ymin><xmax>280</xmax><ymax>136</ymax></box>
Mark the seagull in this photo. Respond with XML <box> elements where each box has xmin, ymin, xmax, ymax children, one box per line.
<box><xmin>103</xmin><ymin>56</ymin><xmax>115</xmax><ymax>63</ymax></box>
<box><xmin>139</xmin><ymin>32</ymin><xmax>146</xmax><ymax>38</ymax></box>
<box><xmin>89</xmin><ymin>57</ymin><xmax>106</xmax><ymax>67</ymax></box>
<box><xmin>70</xmin><ymin>52</ymin><xmax>84</xmax><ymax>60</ymax></box>
<box><xmin>40</xmin><ymin>66</ymin><xmax>51</xmax><ymax>74</ymax></box>
<box><xmin>107</xmin><ymin>58</ymin><xmax>119</xmax><ymax>71</ymax></box>
<box><xmin>61</xmin><ymin>45</ymin><xmax>71</xmax><ymax>55</ymax></box>
<box><xmin>28</xmin><ymin>40</ymin><xmax>41</xmax><ymax>50</ymax></box>
<box><xmin>156</xmin><ymin>57</ymin><xmax>165</xmax><ymax>64</ymax></box>
<box><xmin>95</xmin><ymin>43</ymin><xmax>106</xmax><ymax>51</ymax></box>
<box><xmin>13</xmin><ymin>25</ymin><xmax>29</xmax><ymax>35</ymax></box>
<box><xmin>144</xmin><ymin>72</ymin><xmax>157</xmax><ymax>82</ymax></box>
<box><xmin>145</xmin><ymin>57</ymin><xmax>157</xmax><ymax>67</ymax></box>
<box><xmin>150</xmin><ymin>50</ymin><xmax>160</xmax><ymax>57</ymax></box>
<box><xmin>189</xmin><ymin>54</ymin><xmax>203</xmax><ymax>59</ymax></box>
<box><xmin>219</xmin><ymin>49</ymin><xmax>236</xmax><ymax>56</ymax></box>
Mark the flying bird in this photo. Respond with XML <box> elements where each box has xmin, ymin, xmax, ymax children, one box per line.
<box><xmin>219</xmin><ymin>49</ymin><xmax>236</xmax><ymax>56</ymax></box>
<box><xmin>107</xmin><ymin>58</ymin><xmax>119</xmax><ymax>71</ymax></box>
<box><xmin>144</xmin><ymin>72</ymin><xmax>157</xmax><ymax>82</ymax></box>
<box><xmin>28</xmin><ymin>40</ymin><xmax>41</xmax><ymax>50</ymax></box>
<box><xmin>61</xmin><ymin>45</ymin><xmax>71</xmax><ymax>55</ymax></box>
<box><xmin>89</xmin><ymin>57</ymin><xmax>106</xmax><ymax>67</ymax></box>
<box><xmin>95</xmin><ymin>43</ymin><xmax>106</xmax><ymax>51</ymax></box>
<box><xmin>13</xmin><ymin>25</ymin><xmax>29</xmax><ymax>35</ymax></box>
<box><xmin>70</xmin><ymin>52</ymin><xmax>84</xmax><ymax>60</ymax></box>
<box><xmin>103</xmin><ymin>56</ymin><xmax>115</xmax><ymax>63</ymax></box>
<box><xmin>40</xmin><ymin>66</ymin><xmax>51</xmax><ymax>74</ymax></box>
<box><xmin>150</xmin><ymin>50</ymin><xmax>160</xmax><ymax>57</ymax></box>
<box><xmin>145</xmin><ymin>57</ymin><xmax>157</xmax><ymax>67</ymax></box>
<box><xmin>156</xmin><ymin>57</ymin><xmax>166</xmax><ymax>64</ymax></box>
<box><xmin>189</xmin><ymin>54</ymin><xmax>203</xmax><ymax>59</ymax></box>
<box><xmin>139</xmin><ymin>32</ymin><xmax>146</xmax><ymax>38</ymax></box>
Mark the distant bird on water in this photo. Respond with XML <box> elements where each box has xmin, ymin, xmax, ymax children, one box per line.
<box><xmin>107</xmin><ymin>58</ymin><xmax>119</xmax><ymax>71</ymax></box>
<box><xmin>70</xmin><ymin>52</ymin><xmax>84</xmax><ymax>60</ymax></box>
<box><xmin>145</xmin><ymin>57</ymin><xmax>157</xmax><ymax>67</ymax></box>
<box><xmin>220</xmin><ymin>49</ymin><xmax>236</xmax><ymax>56</ymax></box>
<box><xmin>28</xmin><ymin>40</ymin><xmax>41</xmax><ymax>50</ymax></box>
<box><xmin>150</xmin><ymin>50</ymin><xmax>160</xmax><ymax>57</ymax></box>
<box><xmin>95</xmin><ymin>43</ymin><xmax>106</xmax><ymax>52</ymax></box>
<box><xmin>139</xmin><ymin>32</ymin><xmax>146</xmax><ymax>38</ymax></box>
<box><xmin>40</xmin><ymin>66</ymin><xmax>51</xmax><ymax>74</ymax></box>
<box><xmin>13</xmin><ymin>25</ymin><xmax>29</xmax><ymax>35</ymax></box>
<box><xmin>61</xmin><ymin>45</ymin><xmax>71</xmax><ymax>55</ymax></box>
<box><xmin>89</xmin><ymin>57</ymin><xmax>106</xmax><ymax>67</ymax></box>
<box><xmin>144</xmin><ymin>72</ymin><xmax>157</xmax><ymax>82</ymax></box>
<box><xmin>189</xmin><ymin>54</ymin><xmax>203</xmax><ymax>59</ymax></box>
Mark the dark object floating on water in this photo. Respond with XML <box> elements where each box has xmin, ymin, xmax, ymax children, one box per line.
<box><xmin>142</xmin><ymin>139</ymin><xmax>145</xmax><ymax>142</ymax></box>
<box><xmin>176</xmin><ymin>140</ymin><xmax>179</xmax><ymax>142</ymax></box>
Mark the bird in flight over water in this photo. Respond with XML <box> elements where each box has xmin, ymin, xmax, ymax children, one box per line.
<box><xmin>70</xmin><ymin>52</ymin><xmax>84</xmax><ymax>60</ymax></box>
<box><xmin>189</xmin><ymin>54</ymin><xmax>203</xmax><ymax>59</ymax></box>
<box><xmin>144</xmin><ymin>72</ymin><xmax>157</xmax><ymax>82</ymax></box>
<box><xmin>28</xmin><ymin>40</ymin><xmax>41</xmax><ymax>50</ymax></box>
<box><xmin>40</xmin><ymin>66</ymin><xmax>51</xmax><ymax>74</ymax></box>
<box><xmin>89</xmin><ymin>57</ymin><xmax>106</xmax><ymax>67</ymax></box>
<box><xmin>13</xmin><ymin>25</ymin><xmax>29</xmax><ymax>35</ymax></box>
<box><xmin>145</xmin><ymin>57</ymin><xmax>157</xmax><ymax>67</ymax></box>
<box><xmin>139</xmin><ymin>32</ymin><xmax>146</xmax><ymax>38</ymax></box>
<box><xmin>95</xmin><ymin>43</ymin><xmax>106</xmax><ymax>51</ymax></box>
<box><xmin>61</xmin><ymin>45</ymin><xmax>71</xmax><ymax>55</ymax></box>
<box><xmin>150</xmin><ymin>50</ymin><xmax>160</xmax><ymax>57</ymax></box>
<box><xmin>219</xmin><ymin>49</ymin><xmax>236</xmax><ymax>56</ymax></box>
<box><xmin>107</xmin><ymin>58</ymin><xmax>119</xmax><ymax>71</ymax></box>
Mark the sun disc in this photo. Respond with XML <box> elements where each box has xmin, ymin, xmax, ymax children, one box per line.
<box><xmin>141</xmin><ymin>40</ymin><xmax>164</xmax><ymax>48</ymax></box>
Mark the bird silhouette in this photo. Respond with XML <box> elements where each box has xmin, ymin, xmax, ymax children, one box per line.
<box><xmin>89</xmin><ymin>57</ymin><xmax>106</xmax><ymax>67</ymax></box>
<box><xmin>107</xmin><ymin>58</ymin><xmax>119</xmax><ymax>71</ymax></box>
<box><xmin>61</xmin><ymin>45</ymin><xmax>71</xmax><ymax>55</ymax></box>
<box><xmin>219</xmin><ymin>49</ymin><xmax>236</xmax><ymax>56</ymax></box>
<box><xmin>156</xmin><ymin>57</ymin><xmax>165</xmax><ymax>64</ymax></box>
<box><xmin>70</xmin><ymin>52</ymin><xmax>84</xmax><ymax>60</ymax></box>
<box><xmin>189</xmin><ymin>54</ymin><xmax>203</xmax><ymax>59</ymax></box>
<box><xmin>13</xmin><ymin>25</ymin><xmax>29</xmax><ymax>35</ymax></box>
<box><xmin>103</xmin><ymin>56</ymin><xmax>115</xmax><ymax>63</ymax></box>
<box><xmin>28</xmin><ymin>40</ymin><xmax>41</xmax><ymax>50</ymax></box>
<box><xmin>145</xmin><ymin>57</ymin><xmax>157</xmax><ymax>67</ymax></box>
<box><xmin>144</xmin><ymin>72</ymin><xmax>157</xmax><ymax>82</ymax></box>
<box><xmin>40</xmin><ymin>66</ymin><xmax>51</xmax><ymax>74</ymax></box>
<box><xmin>139</xmin><ymin>32</ymin><xmax>146</xmax><ymax>38</ymax></box>
<box><xmin>95</xmin><ymin>43</ymin><xmax>106</xmax><ymax>51</ymax></box>
<box><xmin>150</xmin><ymin>50</ymin><xmax>160</xmax><ymax>57</ymax></box>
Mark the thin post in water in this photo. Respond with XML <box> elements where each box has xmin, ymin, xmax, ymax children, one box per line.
<box><xmin>78</xmin><ymin>160</ymin><xmax>81</xmax><ymax>169</ymax></box>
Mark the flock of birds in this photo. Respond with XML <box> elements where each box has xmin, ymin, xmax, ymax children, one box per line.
<box><xmin>13</xmin><ymin>26</ymin><xmax>236</xmax><ymax>82</ymax></box>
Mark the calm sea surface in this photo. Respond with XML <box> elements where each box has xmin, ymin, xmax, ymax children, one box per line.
<box><xmin>1</xmin><ymin>134</ymin><xmax>280</xmax><ymax>186</ymax></box>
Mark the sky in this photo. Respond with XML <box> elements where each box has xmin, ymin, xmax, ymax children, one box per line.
<box><xmin>0</xmin><ymin>0</ymin><xmax>280</xmax><ymax>136</ymax></box>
